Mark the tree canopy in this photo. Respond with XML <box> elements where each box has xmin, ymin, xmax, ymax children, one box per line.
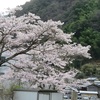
<box><xmin>15</xmin><ymin>0</ymin><xmax>100</xmax><ymax>60</ymax></box>
<box><xmin>15</xmin><ymin>0</ymin><xmax>78</xmax><ymax>22</ymax></box>
<box><xmin>64</xmin><ymin>0</ymin><xmax>100</xmax><ymax>59</ymax></box>
<box><xmin>0</xmin><ymin>8</ymin><xmax>91</xmax><ymax>92</ymax></box>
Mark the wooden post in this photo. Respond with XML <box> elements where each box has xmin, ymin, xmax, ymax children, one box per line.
<box><xmin>71</xmin><ymin>90</ymin><xmax>78</xmax><ymax>100</ymax></box>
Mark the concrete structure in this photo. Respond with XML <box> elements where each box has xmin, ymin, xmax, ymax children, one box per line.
<box><xmin>69</xmin><ymin>87</ymin><xmax>78</xmax><ymax>100</ymax></box>
<box><xmin>87</xmin><ymin>84</ymin><xmax>100</xmax><ymax>98</ymax></box>
<box><xmin>79</xmin><ymin>91</ymin><xmax>98</xmax><ymax>100</ymax></box>
<box><xmin>0</xmin><ymin>89</ymin><xmax>3</xmax><ymax>100</ymax></box>
<box><xmin>13</xmin><ymin>89</ymin><xmax>63</xmax><ymax>100</ymax></box>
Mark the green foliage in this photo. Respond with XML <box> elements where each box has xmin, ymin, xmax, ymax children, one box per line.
<box><xmin>4</xmin><ymin>84</ymin><xmax>23</xmax><ymax>95</ymax></box>
<box><xmin>81</xmin><ymin>63</ymin><xmax>99</xmax><ymax>77</ymax></box>
<box><xmin>79</xmin><ymin>28</ymin><xmax>100</xmax><ymax>58</ymax></box>
<box><xmin>10</xmin><ymin>84</ymin><xmax>23</xmax><ymax>90</ymax></box>
<box><xmin>15</xmin><ymin>0</ymin><xmax>100</xmax><ymax>60</ymax></box>
<box><xmin>64</xmin><ymin>0</ymin><xmax>98</xmax><ymax>32</ymax></box>
<box><xmin>75</xmin><ymin>72</ymin><xmax>85</xmax><ymax>79</ymax></box>
<box><xmin>64</xmin><ymin>0</ymin><xmax>100</xmax><ymax>59</ymax></box>
<box><xmin>15</xmin><ymin>0</ymin><xmax>78</xmax><ymax>22</ymax></box>
<box><xmin>71</xmin><ymin>59</ymin><xmax>82</xmax><ymax>69</ymax></box>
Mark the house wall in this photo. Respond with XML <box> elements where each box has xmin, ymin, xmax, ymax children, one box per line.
<box><xmin>13</xmin><ymin>90</ymin><xmax>63</xmax><ymax>100</ymax></box>
<box><xmin>87</xmin><ymin>85</ymin><xmax>100</xmax><ymax>98</ymax></box>
<box><xmin>81</xmin><ymin>93</ymin><xmax>97</xmax><ymax>100</ymax></box>
<box><xmin>87</xmin><ymin>85</ymin><xmax>98</xmax><ymax>91</ymax></box>
<box><xmin>13</xmin><ymin>91</ymin><xmax>38</xmax><ymax>100</ymax></box>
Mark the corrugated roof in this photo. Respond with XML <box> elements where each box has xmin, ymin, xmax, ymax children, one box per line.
<box><xmin>80</xmin><ymin>91</ymin><xmax>98</xmax><ymax>94</ymax></box>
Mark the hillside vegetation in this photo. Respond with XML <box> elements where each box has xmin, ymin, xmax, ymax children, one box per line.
<box><xmin>16</xmin><ymin>0</ymin><xmax>100</xmax><ymax>61</ymax></box>
<box><xmin>15</xmin><ymin>0</ymin><xmax>78</xmax><ymax>22</ymax></box>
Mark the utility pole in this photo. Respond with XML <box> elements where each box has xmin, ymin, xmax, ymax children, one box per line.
<box><xmin>69</xmin><ymin>87</ymin><xmax>78</xmax><ymax>100</ymax></box>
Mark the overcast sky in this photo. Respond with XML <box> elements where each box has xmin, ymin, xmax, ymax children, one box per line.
<box><xmin>0</xmin><ymin>0</ymin><xmax>30</xmax><ymax>13</ymax></box>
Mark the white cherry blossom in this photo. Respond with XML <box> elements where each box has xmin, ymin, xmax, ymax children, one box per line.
<box><xmin>0</xmin><ymin>11</ymin><xmax>91</xmax><ymax>92</ymax></box>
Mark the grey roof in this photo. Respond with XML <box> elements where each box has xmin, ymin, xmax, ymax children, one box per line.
<box><xmin>87</xmin><ymin>84</ymin><xmax>100</xmax><ymax>88</ymax></box>
<box><xmin>13</xmin><ymin>88</ymin><xmax>38</xmax><ymax>92</ymax></box>
<box><xmin>13</xmin><ymin>89</ymin><xmax>57</xmax><ymax>92</ymax></box>
<box><xmin>87</xmin><ymin>77</ymin><xmax>98</xmax><ymax>81</ymax></box>
<box><xmin>80</xmin><ymin>91</ymin><xmax>98</xmax><ymax>94</ymax></box>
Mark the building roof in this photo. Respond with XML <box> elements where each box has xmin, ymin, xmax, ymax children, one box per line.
<box><xmin>94</xmin><ymin>81</ymin><xmax>100</xmax><ymax>85</ymax></box>
<box><xmin>13</xmin><ymin>88</ymin><xmax>38</xmax><ymax>92</ymax></box>
<box><xmin>38</xmin><ymin>90</ymin><xmax>57</xmax><ymax>92</ymax></box>
<box><xmin>69</xmin><ymin>86</ymin><xmax>78</xmax><ymax>92</ymax></box>
<box><xmin>79</xmin><ymin>91</ymin><xmax>98</xmax><ymax>94</ymax></box>
<box><xmin>87</xmin><ymin>77</ymin><xmax>98</xmax><ymax>81</ymax></box>
<box><xmin>13</xmin><ymin>89</ymin><xmax>57</xmax><ymax>92</ymax></box>
<box><xmin>87</xmin><ymin>84</ymin><xmax>100</xmax><ymax>88</ymax></box>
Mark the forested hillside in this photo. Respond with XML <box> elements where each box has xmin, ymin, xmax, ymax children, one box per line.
<box><xmin>64</xmin><ymin>0</ymin><xmax>100</xmax><ymax>59</ymax></box>
<box><xmin>15</xmin><ymin>0</ymin><xmax>78</xmax><ymax>22</ymax></box>
<box><xmin>16</xmin><ymin>0</ymin><xmax>100</xmax><ymax>60</ymax></box>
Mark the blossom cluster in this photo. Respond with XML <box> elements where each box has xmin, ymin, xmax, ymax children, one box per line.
<box><xmin>0</xmin><ymin>10</ymin><xmax>91</xmax><ymax>92</ymax></box>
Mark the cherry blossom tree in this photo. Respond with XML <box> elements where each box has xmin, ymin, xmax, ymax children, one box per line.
<box><xmin>0</xmin><ymin>9</ymin><xmax>91</xmax><ymax>92</ymax></box>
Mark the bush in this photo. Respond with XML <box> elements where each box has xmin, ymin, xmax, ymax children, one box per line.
<box><xmin>81</xmin><ymin>63</ymin><xmax>97</xmax><ymax>77</ymax></box>
<box><xmin>75</xmin><ymin>72</ymin><xmax>85</xmax><ymax>79</ymax></box>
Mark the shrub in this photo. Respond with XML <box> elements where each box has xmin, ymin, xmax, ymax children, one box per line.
<box><xmin>75</xmin><ymin>72</ymin><xmax>85</xmax><ymax>79</ymax></box>
<box><xmin>81</xmin><ymin>63</ymin><xmax>97</xmax><ymax>77</ymax></box>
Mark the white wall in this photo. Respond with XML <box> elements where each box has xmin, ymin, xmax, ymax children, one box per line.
<box><xmin>13</xmin><ymin>91</ymin><xmax>38</xmax><ymax>100</ymax></box>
